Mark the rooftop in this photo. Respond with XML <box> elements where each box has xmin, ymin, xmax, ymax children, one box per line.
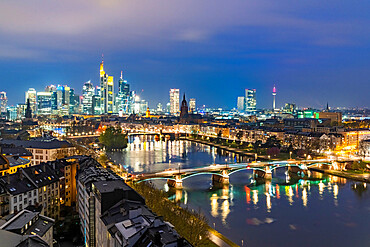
<box><xmin>0</xmin><ymin>139</ymin><xmax>74</xmax><ymax>150</ymax></box>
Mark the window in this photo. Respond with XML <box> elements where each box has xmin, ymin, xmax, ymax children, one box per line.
<box><xmin>33</xmin><ymin>190</ymin><xmax>36</xmax><ymax>196</ymax></box>
<box><xmin>19</xmin><ymin>204</ymin><xmax>22</xmax><ymax>210</ymax></box>
<box><xmin>13</xmin><ymin>206</ymin><xmax>17</xmax><ymax>212</ymax></box>
<box><xmin>14</xmin><ymin>197</ymin><xmax>17</xmax><ymax>203</ymax></box>
<box><xmin>39</xmin><ymin>196</ymin><xmax>42</xmax><ymax>202</ymax></box>
<box><xmin>19</xmin><ymin>194</ymin><xmax>22</xmax><ymax>200</ymax></box>
<box><xmin>24</xmin><ymin>198</ymin><xmax>27</xmax><ymax>204</ymax></box>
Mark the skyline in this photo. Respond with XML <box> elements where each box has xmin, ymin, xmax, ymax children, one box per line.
<box><xmin>1</xmin><ymin>0</ymin><xmax>370</xmax><ymax>108</ymax></box>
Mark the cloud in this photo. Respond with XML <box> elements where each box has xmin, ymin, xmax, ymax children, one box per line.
<box><xmin>174</xmin><ymin>29</ymin><xmax>210</xmax><ymax>42</ymax></box>
<box><xmin>0</xmin><ymin>0</ymin><xmax>368</xmax><ymax>61</ymax></box>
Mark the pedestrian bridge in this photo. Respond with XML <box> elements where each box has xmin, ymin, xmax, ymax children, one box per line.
<box><xmin>131</xmin><ymin>158</ymin><xmax>352</xmax><ymax>188</ymax></box>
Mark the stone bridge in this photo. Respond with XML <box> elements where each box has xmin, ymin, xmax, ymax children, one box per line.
<box><xmin>131</xmin><ymin>159</ymin><xmax>346</xmax><ymax>189</ymax></box>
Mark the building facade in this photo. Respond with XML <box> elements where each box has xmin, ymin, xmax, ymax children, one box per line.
<box><xmin>245</xmin><ymin>89</ymin><xmax>256</xmax><ymax>113</ymax></box>
<box><xmin>170</xmin><ymin>89</ymin><xmax>180</xmax><ymax>116</ymax></box>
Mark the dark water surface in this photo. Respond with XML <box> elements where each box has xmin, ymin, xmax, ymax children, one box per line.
<box><xmin>108</xmin><ymin>138</ymin><xmax>370</xmax><ymax>247</ymax></box>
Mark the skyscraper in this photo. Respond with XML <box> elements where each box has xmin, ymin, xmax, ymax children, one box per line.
<box><xmin>117</xmin><ymin>71</ymin><xmax>131</xmax><ymax>113</ymax></box>
<box><xmin>36</xmin><ymin>92</ymin><xmax>53</xmax><ymax>115</ymax></box>
<box><xmin>189</xmin><ymin>98</ymin><xmax>196</xmax><ymax>113</ymax></box>
<box><xmin>25</xmin><ymin>88</ymin><xmax>37</xmax><ymax>113</ymax></box>
<box><xmin>245</xmin><ymin>89</ymin><xmax>256</xmax><ymax>113</ymax></box>
<box><xmin>82</xmin><ymin>81</ymin><xmax>95</xmax><ymax>114</ymax></box>
<box><xmin>272</xmin><ymin>85</ymin><xmax>277</xmax><ymax>111</ymax></box>
<box><xmin>237</xmin><ymin>96</ymin><xmax>245</xmax><ymax>111</ymax></box>
<box><xmin>99</xmin><ymin>57</ymin><xmax>114</xmax><ymax>114</ymax></box>
<box><xmin>0</xmin><ymin>91</ymin><xmax>8</xmax><ymax>116</ymax></box>
<box><xmin>169</xmin><ymin>89</ymin><xmax>180</xmax><ymax>115</ymax></box>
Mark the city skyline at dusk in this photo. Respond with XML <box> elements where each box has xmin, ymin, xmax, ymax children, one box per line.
<box><xmin>1</xmin><ymin>1</ymin><xmax>370</xmax><ymax>108</ymax></box>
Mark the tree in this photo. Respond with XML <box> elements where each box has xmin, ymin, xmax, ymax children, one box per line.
<box><xmin>263</xmin><ymin>136</ymin><xmax>281</xmax><ymax>149</ymax></box>
<box><xmin>267</xmin><ymin>147</ymin><xmax>280</xmax><ymax>156</ymax></box>
<box><xmin>351</xmin><ymin>161</ymin><xmax>368</xmax><ymax>173</ymax></box>
<box><xmin>252</xmin><ymin>140</ymin><xmax>262</xmax><ymax>152</ymax></box>
<box><xmin>236</xmin><ymin>131</ymin><xmax>243</xmax><ymax>140</ymax></box>
<box><xmin>99</xmin><ymin>126</ymin><xmax>128</xmax><ymax>151</ymax></box>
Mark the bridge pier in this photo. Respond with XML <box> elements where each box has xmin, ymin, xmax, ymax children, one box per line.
<box><xmin>167</xmin><ymin>175</ymin><xmax>183</xmax><ymax>189</ymax></box>
<box><xmin>288</xmin><ymin>165</ymin><xmax>309</xmax><ymax>177</ymax></box>
<box><xmin>212</xmin><ymin>170</ymin><xmax>230</xmax><ymax>185</ymax></box>
<box><xmin>253</xmin><ymin>166</ymin><xmax>272</xmax><ymax>180</ymax></box>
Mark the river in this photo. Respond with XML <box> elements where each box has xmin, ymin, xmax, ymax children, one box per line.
<box><xmin>108</xmin><ymin>137</ymin><xmax>370</xmax><ymax>247</ymax></box>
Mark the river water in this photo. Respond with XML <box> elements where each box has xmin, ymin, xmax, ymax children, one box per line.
<box><xmin>108</xmin><ymin>137</ymin><xmax>370</xmax><ymax>247</ymax></box>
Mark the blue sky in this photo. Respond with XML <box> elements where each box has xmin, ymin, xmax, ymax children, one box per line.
<box><xmin>0</xmin><ymin>0</ymin><xmax>369</xmax><ymax>109</ymax></box>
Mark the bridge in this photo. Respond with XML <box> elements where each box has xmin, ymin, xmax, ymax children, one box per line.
<box><xmin>131</xmin><ymin>158</ymin><xmax>356</xmax><ymax>189</ymax></box>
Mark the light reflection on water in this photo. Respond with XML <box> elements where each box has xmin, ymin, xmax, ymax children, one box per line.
<box><xmin>108</xmin><ymin>139</ymin><xmax>370</xmax><ymax>247</ymax></box>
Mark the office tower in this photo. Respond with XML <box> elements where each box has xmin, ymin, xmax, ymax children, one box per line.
<box><xmin>55</xmin><ymin>85</ymin><xmax>70</xmax><ymax>115</ymax></box>
<box><xmin>16</xmin><ymin>104</ymin><xmax>27</xmax><ymax>120</ymax></box>
<box><xmin>189</xmin><ymin>98</ymin><xmax>196</xmax><ymax>113</ymax></box>
<box><xmin>25</xmin><ymin>88</ymin><xmax>37</xmax><ymax>113</ymax></box>
<box><xmin>245</xmin><ymin>89</ymin><xmax>256</xmax><ymax>113</ymax></box>
<box><xmin>157</xmin><ymin>103</ymin><xmax>163</xmax><ymax>113</ymax></box>
<box><xmin>56</xmin><ymin>85</ymin><xmax>64</xmax><ymax>110</ymax></box>
<box><xmin>44</xmin><ymin>85</ymin><xmax>57</xmax><ymax>113</ymax></box>
<box><xmin>272</xmin><ymin>85</ymin><xmax>277</xmax><ymax>111</ymax></box>
<box><xmin>117</xmin><ymin>71</ymin><xmax>131</xmax><ymax>113</ymax></box>
<box><xmin>169</xmin><ymin>89</ymin><xmax>180</xmax><ymax>115</ymax></box>
<box><xmin>99</xmin><ymin>58</ymin><xmax>114</xmax><ymax>114</ymax></box>
<box><xmin>166</xmin><ymin>103</ymin><xmax>171</xmax><ymax>113</ymax></box>
<box><xmin>237</xmin><ymin>96</ymin><xmax>245</xmax><ymax>111</ymax></box>
<box><xmin>45</xmin><ymin>85</ymin><xmax>56</xmax><ymax>93</ymax></box>
<box><xmin>132</xmin><ymin>95</ymin><xmax>148</xmax><ymax>114</ymax></box>
<box><xmin>82</xmin><ymin>81</ymin><xmax>94</xmax><ymax>114</ymax></box>
<box><xmin>69</xmin><ymin>88</ymin><xmax>77</xmax><ymax>114</ymax></box>
<box><xmin>283</xmin><ymin>103</ymin><xmax>296</xmax><ymax>114</ymax></box>
<box><xmin>93</xmin><ymin>86</ymin><xmax>101</xmax><ymax>114</ymax></box>
<box><xmin>37</xmin><ymin>92</ymin><xmax>53</xmax><ymax>115</ymax></box>
<box><xmin>6</xmin><ymin>106</ymin><xmax>17</xmax><ymax>121</ymax></box>
<box><xmin>0</xmin><ymin>91</ymin><xmax>8</xmax><ymax>116</ymax></box>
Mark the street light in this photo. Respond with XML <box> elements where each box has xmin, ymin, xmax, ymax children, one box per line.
<box><xmin>255</xmin><ymin>153</ymin><xmax>257</xmax><ymax>161</ymax></box>
<box><xmin>290</xmin><ymin>151</ymin><xmax>292</xmax><ymax>160</ymax></box>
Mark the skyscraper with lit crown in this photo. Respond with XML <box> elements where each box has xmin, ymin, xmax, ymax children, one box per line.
<box><xmin>99</xmin><ymin>56</ymin><xmax>114</xmax><ymax>114</ymax></box>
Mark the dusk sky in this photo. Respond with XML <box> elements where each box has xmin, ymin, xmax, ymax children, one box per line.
<box><xmin>1</xmin><ymin>0</ymin><xmax>369</xmax><ymax>109</ymax></box>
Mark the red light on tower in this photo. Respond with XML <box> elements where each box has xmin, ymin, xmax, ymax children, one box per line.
<box><xmin>272</xmin><ymin>84</ymin><xmax>277</xmax><ymax>111</ymax></box>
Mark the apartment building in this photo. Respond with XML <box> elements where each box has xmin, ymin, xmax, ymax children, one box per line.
<box><xmin>0</xmin><ymin>139</ymin><xmax>76</xmax><ymax>165</ymax></box>
<box><xmin>0</xmin><ymin>209</ymin><xmax>54</xmax><ymax>246</ymax></box>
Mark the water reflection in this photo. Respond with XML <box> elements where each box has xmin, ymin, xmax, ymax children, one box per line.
<box><xmin>109</xmin><ymin>137</ymin><xmax>370</xmax><ymax>247</ymax></box>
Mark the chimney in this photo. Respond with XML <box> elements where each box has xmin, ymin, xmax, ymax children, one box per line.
<box><xmin>19</xmin><ymin>168</ymin><xmax>24</xmax><ymax>180</ymax></box>
<box><xmin>43</xmin><ymin>164</ymin><xmax>46</xmax><ymax>172</ymax></box>
<box><xmin>7</xmin><ymin>172</ymin><xmax>10</xmax><ymax>184</ymax></box>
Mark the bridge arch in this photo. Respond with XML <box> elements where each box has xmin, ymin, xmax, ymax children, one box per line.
<box><xmin>135</xmin><ymin>177</ymin><xmax>169</xmax><ymax>183</ymax></box>
<box><xmin>228</xmin><ymin>167</ymin><xmax>266</xmax><ymax>176</ymax></box>
<box><xmin>181</xmin><ymin>172</ymin><xmax>221</xmax><ymax>180</ymax></box>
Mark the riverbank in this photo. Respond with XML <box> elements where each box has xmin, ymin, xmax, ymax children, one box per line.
<box><xmin>309</xmin><ymin>167</ymin><xmax>370</xmax><ymax>183</ymax></box>
<box><xmin>130</xmin><ymin>181</ymin><xmax>239</xmax><ymax>246</ymax></box>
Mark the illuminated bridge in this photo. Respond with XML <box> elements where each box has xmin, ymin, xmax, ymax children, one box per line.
<box><xmin>131</xmin><ymin>159</ymin><xmax>356</xmax><ymax>189</ymax></box>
